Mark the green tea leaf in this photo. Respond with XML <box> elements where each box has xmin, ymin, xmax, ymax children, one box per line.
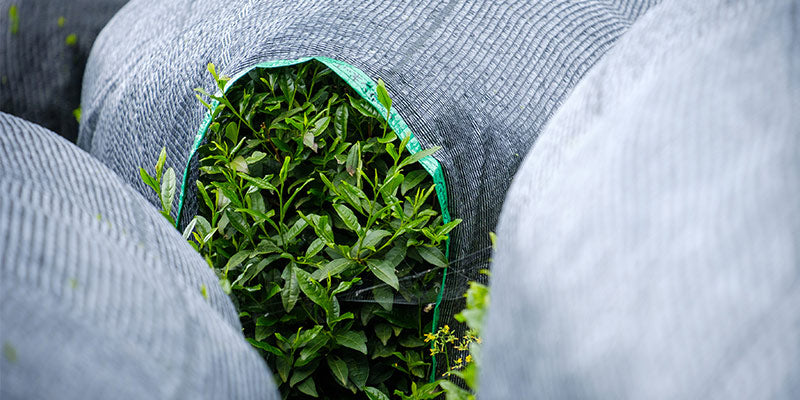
<box><xmin>318</xmin><ymin>172</ymin><xmax>339</xmax><ymax>196</ymax></box>
<box><xmin>348</xmin><ymin>94</ymin><xmax>381</xmax><ymax>120</ymax></box>
<box><xmin>319</xmin><ymin>215</ymin><xmax>334</xmax><ymax>244</ymax></box>
<box><xmin>229</xmin><ymin>155</ymin><xmax>249</xmax><ymax>173</ymax></box>
<box><xmin>335</xmin><ymin>330</ymin><xmax>367</xmax><ymax>354</ymax></box>
<box><xmin>303</xmin><ymin>130</ymin><xmax>318</xmax><ymax>152</ymax></box>
<box><xmin>377</xmin><ymin>130</ymin><xmax>397</xmax><ymax>144</ymax></box>
<box><xmin>181</xmin><ymin>217</ymin><xmax>198</xmax><ymax>240</ymax></box>
<box><xmin>339</xmin><ymin>180</ymin><xmax>369</xmax><ymax>204</ymax></box>
<box><xmin>331</xmin><ymin>278</ymin><xmax>360</xmax><ymax>296</ymax></box>
<box><xmin>279</xmin><ymin>156</ymin><xmax>291</xmax><ymax>183</ymax></box>
<box><xmin>237</xmin><ymin>207</ymin><xmax>275</xmax><ymax>224</ymax></box>
<box><xmin>155</xmin><ymin>147</ymin><xmax>167</xmax><ymax>181</ymax></box>
<box><xmin>213</xmin><ymin>183</ymin><xmax>239</xmax><ymax>209</ymax></box>
<box><xmin>385</xmin><ymin>142</ymin><xmax>398</xmax><ymax>161</ymax></box>
<box><xmin>416</xmin><ymin>246</ymin><xmax>448</xmax><ymax>268</ymax></box>
<box><xmin>311</xmin><ymin>116</ymin><xmax>330</xmax><ymax>136</ymax></box>
<box><xmin>311</xmin><ymin>258</ymin><xmax>355</xmax><ymax>281</ymax></box>
<box><xmin>437</xmin><ymin>218</ymin><xmax>462</xmax><ymax>238</ymax></box>
<box><xmin>366</xmin><ymin>259</ymin><xmax>399</xmax><ymax>290</ymax></box>
<box><xmin>196</xmin><ymin>180</ymin><xmax>215</xmax><ymax>213</ymax></box>
<box><xmin>219</xmin><ymin>278</ymin><xmax>231</xmax><ymax>295</ymax></box>
<box><xmin>139</xmin><ymin>167</ymin><xmax>158</xmax><ymax>194</ymax></box>
<box><xmin>225</xmin><ymin>209</ymin><xmax>250</xmax><ymax>238</ymax></box>
<box><xmin>380</xmin><ymin>174</ymin><xmax>404</xmax><ymax>198</ymax></box>
<box><xmin>160</xmin><ymin>168</ymin><xmax>176</xmax><ymax>215</ymax></box>
<box><xmin>245</xmin><ymin>150</ymin><xmax>267</xmax><ymax>164</ymax></box>
<box><xmin>326</xmin><ymin>311</ymin><xmax>354</xmax><ymax>327</ymax></box>
<box><xmin>345</xmin><ymin>356</ymin><xmax>369</xmax><ymax>389</ymax></box>
<box><xmin>248</xmin><ymin>191</ymin><xmax>266</xmax><ymax>213</ymax></box>
<box><xmin>400</xmin><ymin>146</ymin><xmax>441</xmax><ymax>168</ymax></box>
<box><xmin>376</xmin><ymin>79</ymin><xmax>392</xmax><ymax>115</ymax></box>
<box><xmin>284</xmin><ymin>218</ymin><xmax>309</xmax><ymax>243</ymax></box>
<box><xmin>365</xmin><ymin>387</ymin><xmax>390</xmax><ymax>400</ymax></box>
<box><xmin>279</xmin><ymin>71</ymin><xmax>297</xmax><ymax>106</ymax></box>
<box><xmin>334</xmin><ymin>204</ymin><xmax>361</xmax><ymax>232</ymax></box>
<box><xmin>384</xmin><ymin>245</ymin><xmax>406</xmax><ymax>269</ymax></box>
<box><xmin>296</xmin><ymin>268</ymin><xmax>332</xmax><ymax>313</ymax></box>
<box><xmin>290</xmin><ymin>364</ymin><xmax>318</xmax><ymax>387</ymax></box>
<box><xmin>337</xmin><ymin>181</ymin><xmax>365</xmax><ymax>213</ymax></box>
<box><xmin>373</xmin><ymin>286</ymin><xmax>394</xmax><ymax>311</ymax></box>
<box><xmin>398</xmin><ymin>335</ymin><xmax>425</xmax><ymax>348</ymax></box>
<box><xmin>346</xmin><ymin>142</ymin><xmax>360</xmax><ymax>176</ymax></box>
<box><xmin>246</xmin><ymin>338</ymin><xmax>283</xmax><ymax>357</ymax></box>
<box><xmin>401</xmin><ymin>169</ymin><xmax>429</xmax><ymax>195</ymax></box>
<box><xmin>281</xmin><ymin>263</ymin><xmax>300</xmax><ymax>312</ymax></box>
<box><xmin>225</xmin><ymin>121</ymin><xmax>239</xmax><ymax>143</ymax></box>
<box><xmin>305</xmin><ymin>238</ymin><xmax>325</xmax><ymax>259</ymax></box>
<box><xmin>360</xmin><ymin>230</ymin><xmax>391</xmax><ymax>251</ymax></box>
<box><xmin>255</xmin><ymin>238</ymin><xmax>281</xmax><ymax>254</ymax></box>
<box><xmin>327</xmin><ymin>357</ymin><xmax>349</xmax><ymax>386</ymax></box>
<box><xmin>298</xmin><ymin>333</ymin><xmax>330</xmax><ymax>364</ymax></box>
<box><xmin>296</xmin><ymin>377</ymin><xmax>318</xmax><ymax>397</ymax></box>
<box><xmin>239</xmin><ymin>173</ymin><xmax>278</xmax><ymax>192</ymax></box>
<box><xmin>374</xmin><ymin>323</ymin><xmax>392</xmax><ymax>346</ymax></box>
<box><xmin>334</xmin><ymin>104</ymin><xmax>348</xmax><ymax>139</ymax></box>
<box><xmin>294</xmin><ymin>325</ymin><xmax>323</xmax><ymax>348</ymax></box>
<box><xmin>274</xmin><ymin>355</ymin><xmax>292</xmax><ymax>383</ymax></box>
<box><xmin>237</xmin><ymin>255</ymin><xmax>279</xmax><ymax>284</ymax></box>
<box><xmin>225</xmin><ymin>250</ymin><xmax>251</xmax><ymax>273</ymax></box>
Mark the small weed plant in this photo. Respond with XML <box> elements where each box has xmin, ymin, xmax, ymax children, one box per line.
<box><xmin>430</xmin><ymin>273</ymin><xmax>489</xmax><ymax>400</ymax></box>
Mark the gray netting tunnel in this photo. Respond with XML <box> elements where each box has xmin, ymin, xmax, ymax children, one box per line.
<box><xmin>0</xmin><ymin>112</ymin><xmax>279</xmax><ymax>399</ymax></box>
<box><xmin>76</xmin><ymin>0</ymin><xmax>661</xmax><ymax>369</ymax></box>
<box><xmin>481</xmin><ymin>0</ymin><xmax>800</xmax><ymax>398</ymax></box>
<box><xmin>0</xmin><ymin>0</ymin><xmax>130</xmax><ymax>142</ymax></box>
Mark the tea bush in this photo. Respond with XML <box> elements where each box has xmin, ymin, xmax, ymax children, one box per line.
<box><xmin>178</xmin><ymin>61</ymin><xmax>462</xmax><ymax>398</ymax></box>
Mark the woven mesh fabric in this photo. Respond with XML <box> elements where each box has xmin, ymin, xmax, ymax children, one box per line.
<box><xmin>481</xmin><ymin>0</ymin><xmax>800</xmax><ymax>398</ymax></box>
<box><xmin>0</xmin><ymin>0</ymin><xmax>130</xmax><ymax>142</ymax></box>
<box><xmin>76</xmin><ymin>1</ymin><xmax>659</xmax><ymax>338</ymax></box>
<box><xmin>0</xmin><ymin>112</ymin><xmax>278</xmax><ymax>399</ymax></box>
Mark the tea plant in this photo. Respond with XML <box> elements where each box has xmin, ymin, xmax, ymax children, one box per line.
<box><xmin>139</xmin><ymin>147</ymin><xmax>177</xmax><ymax>226</ymax></box>
<box><xmin>183</xmin><ymin>61</ymin><xmax>461</xmax><ymax>398</ymax></box>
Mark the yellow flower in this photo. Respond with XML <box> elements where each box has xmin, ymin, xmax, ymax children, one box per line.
<box><xmin>455</xmin><ymin>357</ymin><xmax>462</xmax><ymax>364</ymax></box>
<box><xmin>424</xmin><ymin>333</ymin><xmax>435</xmax><ymax>342</ymax></box>
<box><xmin>442</xmin><ymin>325</ymin><xmax>450</xmax><ymax>333</ymax></box>
<box><xmin>466</xmin><ymin>355</ymin><xmax>473</xmax><ymax>363</ymax></box>
<box><xmin>429</xmin><ymin>348</ymin><xmax>436</xmax><ymax>356</ymax></box>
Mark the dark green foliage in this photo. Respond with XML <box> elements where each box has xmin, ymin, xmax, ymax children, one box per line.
<box><xmin>190</xmin><ymin>61</ymin><xmax>460</xmax><ymax>399</ymax></box>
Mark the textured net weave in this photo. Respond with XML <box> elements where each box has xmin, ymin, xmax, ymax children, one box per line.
<box><xmin>0</xmin><ymin>112</ymin><xmax>278</xmax><ymax>399</ymax></box>
<box><xmin>482</xmin><ymin>0</ymin><xmax>800</xmax><ymax>398</ymax></box>
<box><xmin>0</xmin><ymin>0</ymin><xmax>130</xmax><ymax>141</ymax></box>
<box><xmin>76</xmin><ymin>2</ymin><xmax>659</xmax><ymax>354</ymax></box>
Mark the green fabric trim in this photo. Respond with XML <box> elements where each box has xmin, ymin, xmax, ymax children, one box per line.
<box><xmin>175</xmin><ymin>57</ymin><xmax>452</xmax><ymax>382</ymax></box>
